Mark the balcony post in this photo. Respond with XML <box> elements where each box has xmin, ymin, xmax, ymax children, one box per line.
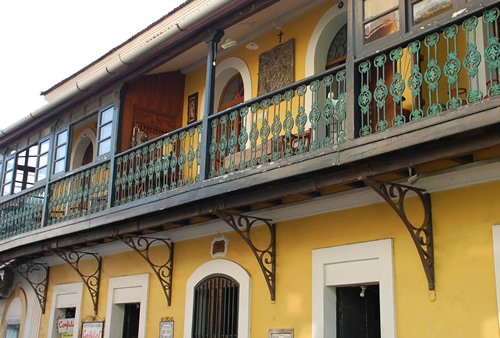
<box><xmin>346</xmin><ymin>0</ymin><xmax>358</xmax><ymax>140</ymax></box>
<box><xmin>199</xmin><ymin>29</ymin><xmax>224</xmax><ymax>179</ymax></box>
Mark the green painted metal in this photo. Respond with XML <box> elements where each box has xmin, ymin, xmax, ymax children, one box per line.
<box><xmin>0</xmin><ymin>188</ymin><xmax>45</xmax><ymax>239</ymax></box>
<box><xmin>484</xmin><ymin>7</ymin><xmax>500</xmax><ymax>98</ymax></box>
<box><xmin>48</xmin><ymin>162</ymin><xmax>109</xmax><ymax>224</ymax></box>
<box><xmin>113</xmin><ymin>124</ymin><xmax>201</xmax><ymax>205</ymax></box>
<box><xmin>358</xmin><ymin>5</ymin><xmax>499</xmax><ymax>136</ymax></box>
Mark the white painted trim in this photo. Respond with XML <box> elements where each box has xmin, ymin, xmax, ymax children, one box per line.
<box><xmin>104</xmin><ymin>274</ymin><xmax>149</xmax><ymax>338</ymax></box>
<box><xmin>305</xmin><ymin>2</ymin><xmax>347</xmax><ymax>77</ymax></box>
<box><xmin>69</xmin><ymin>128</ymin><xmax>96</xmax><ymax>171</ymax></box>
<box><xmin>184</xmin><ymin>259</ymin><xmax>251</xmax><ymax>338</ymax></box>
<box><xmin>47</xmin><ymin>282</ymin><xmax>83</xmax><ymax>338</ymax></box>
<box><xmin>312</xmin><ymin>239</ymin><xmax>396</xmax><ymax>338</ymax></box>
<box><xmin>200</xmin><ymin>57</ymin><xmax>252</xmax><ymax>120</ymax></box>
<box><xmin>492</xmin><ymin>225</ymin><xmax>500</xmax><ymax>328</ymax></box>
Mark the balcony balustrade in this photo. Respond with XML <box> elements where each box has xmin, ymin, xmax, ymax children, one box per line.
<box><xmin>0</xmin><ymin>5</ymin><xmax>498</xmax><ymax>240</ymax></box>
<box><xmin>357</xmin><ymin>6</ymin><xmax>499</xmax><ymax>136</ymax></box>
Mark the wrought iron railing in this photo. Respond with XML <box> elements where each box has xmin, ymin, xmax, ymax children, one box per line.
<box><xmin>0</xmin><ymin>187</ymin><xmax>45</xmax><ymax>239</ymax></box>
<box><xmin>357</xmin><ymin>6</ymin><xmax>500</xmax><ymax>136</ymax></box>
<box><xmin>208</xmin><ymin>64</ymin><xmax>347</xmax><ymax>177</ymax></box>
<box><xmin>113</xmin><ymin>123</ymin><xmax>202</xmax><ymax>206</ymax></box>
<box><xmin>48</xmin><ymin>161</ymin><xmax>110</xmax><ymax>224</ymax></box>
<box><xmin>0</xmin><ymin>7</ymin><xmax>499</xmax><ymax>241</ymax></box>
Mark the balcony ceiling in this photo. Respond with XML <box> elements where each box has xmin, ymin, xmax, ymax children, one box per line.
<box><xmin>150</xmin><ymin>0</ymin><xmax>326</xmax><ymax>74</ymax></box>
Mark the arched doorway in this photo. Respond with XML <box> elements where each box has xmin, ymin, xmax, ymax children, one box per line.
<box><xmin>218</xmin><ymin>73</ymin><xmax>244</xmax><ymax>111</ymax></box>
<box><xmin>70</xmin><ymin>128</ymin><xmax>96</xmax><ymax>170</ymax></box>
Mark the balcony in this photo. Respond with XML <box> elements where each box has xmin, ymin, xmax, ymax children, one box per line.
<box><xmin>0</xmin><ymin>4</ymin><xmax>499</xmax><ymax>247</ymax></box>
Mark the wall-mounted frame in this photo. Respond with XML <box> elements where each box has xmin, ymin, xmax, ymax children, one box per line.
<box><xmin>188</xmin><ymin>93</ymin><xmax>198</xmax><ymax>123</ymax></box>
<box><xmin>81</xmin><ymin>321</ymin><xmax>104</xmax><ymax>338</ymax></box>
<box><xmin>269</xmin><ymin>328</ymin><xmax>294</xmax><ymax>338</ymax></box>
<box><xmin>159</xmin><ymin>319</ymin><xmax>174</xmax><ymax>338</ymax></box>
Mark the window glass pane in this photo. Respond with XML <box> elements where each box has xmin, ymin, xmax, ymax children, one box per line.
<box><xmin>100</xmin><ymin>124</ymin><xmax>112</xmax><ymax>140</ymax></box>
<box><xmin>101</xmin><ymin>107</ymin><xmax>113</xmax><ymax>124</ymax></box>
<box><xmin>54</xmin><ymin>159</ymin><xmax>65</xmax><ymax>174</ymax></box>
<box><xmin>363</xmin><ymin>0</ymin><xmax>398</xmax><ymax>20</ymax></box>
<box><xmin>37</xmin><ymin>167</ymin><xmax>47</xmax><ymax>181</ymax></box>
<box><xmin>55</xmin><ymin>146</ymin><xmax>66</xmax><ymax>160</ymax></box>
<box><xmin>6</xmin><ymin>158</ymin><xmax>14</xmax><ymax>171</ymax></box>
<box><xmin>98</xmin><ymin>139</ymin><xmax>111</xmax><ymax>155</ymax></box>
<box><xmin>413</xmin><ymin>0</ymin><xmax>452</xmax><ymax>24</ymax></box>
<box><xmin>364</xmin><ymin>9</ymin><xmax>400</xmax><ymax>43</ymax></box>
<box><xmin>57</xmin><ymin>130</ymin><xmax>68</xmax><ymax>146</ymax></box>
<box><xmin>38</xmin><ymin>154</ymin><xmax>48</xmax><ymax>168</ymax></box>
<box><xmin>27</xmin><ymin>172</ymin><xmax>35</xmax><ymax>185</ymax></box>
<box><xmin>40</xmin><ymin>140</ymin><xmax>50</xmax><ymax>154</ymax></box>
<box><xmin>5</xmin><ymin>324</ymin><xmax>19</xmax><ymax>338</ymax></box>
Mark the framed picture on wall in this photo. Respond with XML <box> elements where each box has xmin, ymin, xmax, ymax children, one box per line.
<box><xmin>188</xmin><ymin>93</ymin><xmax>198</xmax><ymax>123</ymax></box>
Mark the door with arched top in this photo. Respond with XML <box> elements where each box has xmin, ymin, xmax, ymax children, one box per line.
<box><xmin>215</xmin><ymin>73</ymin><xmax>245</xmax><ymax>172</ymax></box>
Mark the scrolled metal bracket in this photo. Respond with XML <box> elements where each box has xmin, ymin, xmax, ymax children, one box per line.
<box><xmin>13</xmin><ymin>260</ymin><xmax>49</xmax><ymax>314</ymax></box>
<box><xmin>52</xmin><ymin>249</ymin><xmax>102</xmax><ymax>314</ymax></box>
<box><xmin>117</xmin><ymin>235</ymin><xmax>174</xmax><ymax>306</ymax></box>
<box><xmin>365</xmin><ymin>179</ymin><xmax>435</xmax><ymax>290</ymax></box>
<box><xmin>213</xmin><ymin>210</ymin><xmax>276</xmax><ymax>301</ymax></box>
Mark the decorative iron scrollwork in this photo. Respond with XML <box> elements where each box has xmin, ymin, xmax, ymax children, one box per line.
<box><xmin>13</xmin><ymin>261</ymin><xmax>49</xmax><ymax>313</ymax></box>
<box><xmin>213</xmin><ymin>210</ymin><xmax>276</xmax><ymax>301</ymax></box>
<box><xmin>117</xmin><ymin>235</ymin><xmax>174</xmax><ymax>306</ymax></box>
<box><xmin>52</xmin><ymin>250</ymin><xmax>101</xmax><ymax>314</ymax></box>
<box><xmin>365</xmin><ymin>179</ymin><xmax>434</xmax><ymax>290</ymax></box>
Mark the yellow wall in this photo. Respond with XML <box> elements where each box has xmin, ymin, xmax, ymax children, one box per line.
<box><xmin>40</xmin><ymin>179</ymin><xmax>500</xmax><ymax>337</ymax></box>
<box><xmin>182</xmin><ymin>1</ymin><xmax>336</xmax><ymax>123</ymax></box>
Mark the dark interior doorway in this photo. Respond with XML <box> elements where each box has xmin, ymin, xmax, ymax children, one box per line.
<box><xmin>336</xmin><ymin>284</ymin><xmax>381</xmax><ymax>338</ymax></box>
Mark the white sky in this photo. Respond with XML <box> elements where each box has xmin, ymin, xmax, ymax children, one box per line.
<box><xmin>0</xmin><ymin>0</ymin><xmax>186</xmax><ymax>130</ymax></box>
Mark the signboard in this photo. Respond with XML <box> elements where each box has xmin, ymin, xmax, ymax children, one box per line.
<box><xmin>159</xmin><ymin>320</ymin><xmax>174</xmax><ymax>338</ymax></box>
<box><xmin>57</xmin><ymin>318</ymin><xmax>75</xmax><ymax>333</ymax></box>
<box><xmin>269</xmin><ymin>329</ymin><xmax>294</xmax><ymax>338</ymax></box>
<box><xmin>81</xmin><ymin>322</ymin><xmax>104</xmax><ymax>338</ymax></box>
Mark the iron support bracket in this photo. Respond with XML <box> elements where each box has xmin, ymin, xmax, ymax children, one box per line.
<box><xmin>213</xmin><ymin>210</ymin><xmax>276</xmax><ymax>301</ymax></box>
<box><xmin>117</xmin><ymin>235</ymin><xmax>174</xmax><ymax>306</ymax></box>
<box><xmin>365</xmin><ymin>179</ymin><xmax>435</xmax><ymax>290</ymax></box>
<box><xmin>12</xmin><ymin>260</ymin><xmax>49</xmax><ymax>314</ymax></box>
<box><xmin>52</xmin><ymin>250</ymin><xmax>102</xmax><ymax>314</ymax></box>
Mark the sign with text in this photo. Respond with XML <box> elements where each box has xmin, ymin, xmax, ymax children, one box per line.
<box><xmin>81</xmin><ymin>322</ymin><xmax>104</xmax><ymax>338</ymax></box>
<box><xmin>57</xmin><ymin>318</ymin><xmax>75</xmax><ymax>333</ymax></box>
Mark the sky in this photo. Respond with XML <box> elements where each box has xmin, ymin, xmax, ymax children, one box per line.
<box><xmin>0</xmin><ymin>0</ymin><xmax>186</xmax><ymax>130</ymax></box>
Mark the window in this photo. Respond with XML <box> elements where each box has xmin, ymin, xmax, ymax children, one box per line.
<box><xmin>53</xmin><ymin>129</ymin><xmax>69</xmax><ymax>175</ymax></box>
<box><xmin>184</xmin><ymin>260</ymin><xmax>250</xmax><ymax>338</ymax></box>
<box><xmin>312</xmin><ymin>239</ymin><xmax>396</xmax><ymax>338</ymax></box>
<box><xmin>356</xmin><ymin>0</ymin><xmax>478</xmax><ymax>53</ymax></box>
<box><xmin>97</xmin><ymin>106</ymin><xmax>114</xmax><ymax>156</ymax></box>
<box><xmin>362</xmin><ymin>0</ymin><xmax>400</xmax><ymax>44</ymax></box>
<box><xmin>192</xmin><ymin>275</ymin><xmax>239</xmax><ymax>338</ymax></box>
<box><xmin>2</xmin><ymin>138</ymin><xmax>50</xmax><ymax>196</ymax></box>
<box><xmin>104</xmin><ymin>274</ymin><xmax>149</xmax><ymax>338</ymax></box>
<box><xmin>4</xmin><ymin>324</ymin><xmax>19</xmax><ymax>338</ymax></box>
<box><xmin>36</xmin><ymin>139</ymin><xmax>50</xmax><ymax>181</ymax></box>
<box><xmin>411</xmin><ymin>0</ymin><xmax>452</xmax><ymax>25</ymax></box>
<box><xmin>47</xmin><ymin>283</ymin><xmax>83</xmax><ymax>338</ymax></box>
<box><xmin>2</xmin><ymin>158</ymin><xmax>14</xmax><ymax>196</ymax></box>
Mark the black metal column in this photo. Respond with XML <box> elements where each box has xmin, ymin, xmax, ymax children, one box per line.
<box><xmin>199</xmin><ymin>29</ymin><xmax>224</xmax><ymax>179</ymax></box>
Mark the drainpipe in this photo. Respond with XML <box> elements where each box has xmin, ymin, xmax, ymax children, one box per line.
<box><xmin>199</xmin><ymin>29</ymin><xmax>224</xmax><ymax>180</ymax></box>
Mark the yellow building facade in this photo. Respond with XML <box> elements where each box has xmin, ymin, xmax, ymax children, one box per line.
<box><xmin>0</xmin><ymin>0</ymin><xmax>499</xmax><ymax>337</ymax></box>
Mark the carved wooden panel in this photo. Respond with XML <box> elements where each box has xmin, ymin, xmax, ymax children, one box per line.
<box><xmin>257</xmin><ymin>39</ymin><xmax>295</xmax><ymax>96</ymax></box>
<box><xmin>120</xmin><ymin>72</ymin><xmax>185</xmax><ymax>151</ymax></box>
